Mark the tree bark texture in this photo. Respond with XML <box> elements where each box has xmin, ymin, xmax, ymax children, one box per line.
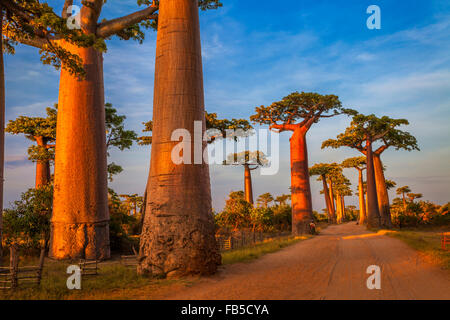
<box><xmin>244</xmin><ymin>164</ymin><xmax>254</xmax><ymax>205</ymax></box>
<box><xmin>290</xmin><ymin>129</ymin><xmax>313</xmax><ymax>235</ymax></box>
<box><xmin>365</xmin><ymin>139</ymin><xmax>381</xmax><ymax>228</ymax></box>
<box><xmin>138</xmin><ymin>0</ymin><xmax>220</xmax><ymax>277</ymax></box>
<box><xmin>358</xmin><ymin>169</ymin><xmax>367</xmax><ymax>225</ymax></box>
<box><xmin>373</xmin><ymin>153</ymin><xmax>392</xmax><ymax>227</ymax></box>
<box><xmin>49</xmin><ymin>40</ymin><xmax>110</xmax><ymax>260</ymax></box>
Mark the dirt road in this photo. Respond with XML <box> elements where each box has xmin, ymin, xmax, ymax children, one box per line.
<box><xmin>163</xmin><ymin>223</ymin><xmax>450</xmax><ymax>300</ymax></box>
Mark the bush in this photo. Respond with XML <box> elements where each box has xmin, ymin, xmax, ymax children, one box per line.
<box><xmin>3</xmin><ymin>185</ymin><xmax>53</xmax><ymax>250</ymax></box>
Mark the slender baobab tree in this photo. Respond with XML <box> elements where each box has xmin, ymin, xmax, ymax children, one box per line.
<box><xmin>251</xmin><ymin>92</ymin><xmax>352</xmax><ymax>235</ymax></box>
<box><xmin>257</xmin><ymin>193</ymin><xmax>274</xmax><ymax>209</ymax></box>
<box><xmin>341</xmin><ymin>157</ymin><xmax>367</xmax><ymax>225</ymax></box>
<box><xmin>139</xmin><ymin>0</ymin><xmax>223</xmax><ymax>277</ymax></box>
<box><xmin>309</xmin><ymin>163</ymin><xmax>338</xmax><ymax>223</ymax></box>
<box><xmin>396</xmin><ymin>186</ymin><xmax>411</xmax><ymax>210</ymax></box>
<box><xmin>224</xmin><ymin>151</ymin><xmax>268</xmax><ymax>205</ymax></box>
<box><xmin>322</xmin><ymin>114</ymin><xmax>418</xmax><ymax>228</ymax></box>
<box><xmin>6</xmin><ymin>106</ymin><xmax>57</xmax><ymax>188</ymax></box>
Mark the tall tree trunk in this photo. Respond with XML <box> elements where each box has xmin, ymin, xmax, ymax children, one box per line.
<box><xmin>402</xmin><ymin>193</ymin><xmax>406</xmax><ymax>211</ymax></box>
<box><xmin>328</xmin><ymin>180</ymin><xmax>335</xmax><ymax>221</ymax></box>
<box><xmin>138</xmin><ymin>0</ymin><xmax>220</xmax><ymax>277</ymax></box>
<box><xmin>34</xmin><ymin>137</ymin><xmax>51</xmax><ymax>188</ymax></box>
<box><xmin>49</xmin><ymin>41</ymin><xmax>110</xmax><ymax>260</ymax></box>
<box><xmin>336</xmin><ymin>194</ymin><xmax>342</xmax><ymax>224</ymax></box>
<box><xmin>243</xmin><ymin>164</ymin><xmax>254</xmax><ymax>205</ymax></box>
<box><xmin>321</xmin><ymin>175</ymin><xmax>334</xmax><ymax>223</ymax></box>
<box><xmin>373</xmin><ymin>153</ymin><xmax>392</xmax><ymax>227</ymax></box>
<box><xmin>365</xmin><ymin>139</ymin><xmax>381</xmax><ymax>228</ymax></box>
<box><xmin>0</xmin><ymin>5</ymin><xmax>5</xmax><ymax>262</ymax></box>
<box><xmin>358</xmin><ymin>169</ymin><xmax>367</xmax><ymax>225</ymax></box>
<box><xmin>341</xmin><ymin>196</ymin><xmax>345</xmax><ymax>222</ymax></box>
<box><xmin>290</xmin><ymin>129</ymin><xmax>313</xmax><ymax>235</ymax></box>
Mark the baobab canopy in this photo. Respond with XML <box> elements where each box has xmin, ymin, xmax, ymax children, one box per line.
<box><xmin>250</xmin><ymin>91</ymin><xmax>355</xmax><ymax>131</ymax></box>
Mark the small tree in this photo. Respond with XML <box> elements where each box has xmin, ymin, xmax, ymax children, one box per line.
<box><xmin>396</xmin><ymin>186</ymin><xmax>411</xmax><ymax>210</ymax></box>
<box><xmin>3</xmin><ymin>185</ymin><xmax>53</xmax><ymax>249</ymax></box>
<box><xmin>257</xmin><ymin>193</ymin><xmax>274</xmax><ymax>209</ymax></box>
<box><xmin>275</xmin><ymin>194</ymin><xmax>291</xmax><ymax>206</ymax></box>
<box><xmin>309</xmin><ymin>163</ymin><xmax>338</xmax><ymax>223</ymax></box>
<box><xmin>225</xmin><ymin>151</ymin><xmax>268</xmax><ymax>205</ymax></box>
<box><xmin>251</xmin><ymin>92</ymin><xmax>352</xmax><ymax>235</ymax></box>
<box><xmin>6</xmin><ymin>106</ymin><xmax>57</xmax><ymax>188</ymax></box>
<box><xmin>341</xmin><ymin>157</ymin><xmax>367</xmax><ymax>225</ymax></box>
<box><xmin>215</xmin><ymin>191</ymin><xmax>252</xmax><ymax>231</ymax></box>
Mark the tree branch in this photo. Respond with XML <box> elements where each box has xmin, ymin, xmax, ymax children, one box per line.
<box><xmin>269</xmin><ymin>123</ymin><xmax>298</xmax><ymax>133</ymax></box>
<box><xmin>96</xmin><ymin>6</ymin><xmax>159</xmax><ymax>39</ymax></box>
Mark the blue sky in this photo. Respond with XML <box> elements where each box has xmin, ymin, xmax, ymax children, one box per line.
<box><xmin>4</xmin><ymin>0</ymin><xmax>450</xmax><ymax>212</ymax></box>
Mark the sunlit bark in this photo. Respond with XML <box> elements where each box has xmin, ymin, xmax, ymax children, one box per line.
<box><xmin>244</xmin><ymin>164</ymin><xmax>254</xmax><ymax>205</ymax></box>
<box><xmin>49</xmin><ymin>41</ymin><xmax>109</xmax><ymax>260</ymax></box>
<box><xmin>358</xmin><ymin>169</ymin><xmax>367</xmax><ymax>225</ymax></box>
<box><xmin>138</xmin><ymin>0</ymin><xmax>220</xmax><ymax>277</ymax></box>
<box><xmin>290</xmin><ymin>128</ymin><xmax>314</xmax><ymax>235</ymax></box>
<box><xmin>365</xmin><ymin>139</ymin><xmax>381</xmax><ymax>228</ymax></box>
<box><xmin>373</xmin><ymin>153</ymin><xmax>392</xmax><ymax>227</ymax></box>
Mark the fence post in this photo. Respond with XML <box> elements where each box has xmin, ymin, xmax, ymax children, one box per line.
<box><xmin>9</xmin><ymin>244</ymin><xmax>18</xmax><ymax>289</ymax></box>
<box><xmin>37</xmin><ymin>247</ymin><xmax>46</xmax><ymax>285</ymax></box>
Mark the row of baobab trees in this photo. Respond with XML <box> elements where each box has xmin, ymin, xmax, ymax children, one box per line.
<box><xmin>0</xmin><ymin>0</ymin><xmax>418</xmax><ymax>278</ymax></box>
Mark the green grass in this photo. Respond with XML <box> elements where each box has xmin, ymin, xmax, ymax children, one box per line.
<box><xmin>221</xmin><ymin>235</ymin><xmax>310</xmax><ymax>265</ymax></box>
<box><xmin>383</xmin><ymin>228</ymin><xmax>450</xmax><ymax>270</ymax></box>
<box><xmin>0</xmin><ymin>229</ymin><xmax>322</xmax><ymax>300</ymax></box>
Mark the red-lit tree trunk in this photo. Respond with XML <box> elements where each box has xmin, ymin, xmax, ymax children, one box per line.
<box><xmin>373</xmin><ymin>153</ymin><xmax>392</xmax><ymax>227</ymax></box>
<box><xmin>290</xmin><ymin>128</ymin><xmax>313</xmax><ymax>235</ymax></box>
<box><xmin>49</xmin><ymin>41</ymin><xmax>110</xmax><ymax>260</ymax></box>
<box><xmin>335</xmin><ymin>193</ymin><xmax>342</xmax><ymax>224</ymax></box>
<box><xmin>34</xmin><ymin>137</ymin><xmax>51</xmax><ymax>188</ymax></box>
<box><xmin>328</xmin><ymin>180</ymin><xmax>335</xmax><ymax>218</ymax></box>
<box><xmin>365</xmin><ymin>139</ymin><xmax>381</xmax><ymax>228</ymax></box>
<box><xmin>358</xmin><ymin>169</ymin><xmax>367</xmax><ymax>225</ymax></box>
<box><xmin>138</xmin><ymin>0</ymin><xmax>220</xmax><ymax>277</ymax></box>
<box><xmin>244</xmin><ymin>164</ymin><xmax>254</xmax><ymax>205</ymax></box>
<box><xmin>321</xmin><ymin>175</ymin><xmax>335</xmax><ymax>223</ymax></box>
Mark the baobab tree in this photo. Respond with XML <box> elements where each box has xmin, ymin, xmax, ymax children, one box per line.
<box><xmin>251</xmin><ymin>92</ymin><xmax>352</xmax><ymax>235</ymax></box>
<box><xmin>275</xmin><ymin>194</ymin><xmax>291</xmax><ymax>206</ymax></box>
<box><xmin>396</xmin><ymin>186</ymin><xmax>411</xmax><ymax>210</ymax></box>
<box><xmin>257</xmin><ymin>193</ymin><xmax>274</xmax><ymax>209</ymax></box>
<box><xmin>407</xmin><ymin>193</ymin><xmax>423</xmax><ymax>203</ymax></box>
<box><xmin>309</xmin><ymin>163</ymin><xmax>338</xmax><ymax>223</ymax></box>
<box><xmin>322</xmin><ymin>114</ymin><xmax>418</xmax><ymax>228</ymax></box>
<box><xmin>341</xmin><ymin>157</ymin><xmax>367</xmax><ymax>225</ymax></box>
<box><xmin>224</xmin><ymin>151</ymin><xmax>268</xmax><ymax>205</ymax></box>
<box><xmin>332</xmin><ymin>173</ymin><xmax>352</xmax><ymax>224</ymax></box>
<box><xmin>7</xmin><ymin>0</ymin><xmax>221</xmax><ymax>260</ymax></box>
<box><xmin>6</xmin><ymin>106</ymin><xmax>57</xmax><ymax>188</ymax></box>
<box><xmin>139</xmin><ymin>0</ymin><xmax>223</xmax><ymax>277</ymax></box>
<box><xmin>0</xmin><ymin>0</ymin><xmax>86</xmax><ymax>262</ymax></box>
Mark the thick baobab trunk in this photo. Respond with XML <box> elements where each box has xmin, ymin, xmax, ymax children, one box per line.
<box><xmin>321</xmin><ymin>175</ymin><xmax>334</xmax><ymax>223</ymax></box>
<box><xmin>138</xmin><ymin>0</ymin><xmax>220</xmax><ymax>277</ymax></box>
<box><xmin>49</xmin><ymin>41</ymin><xmax>110</xmax><ymax>260</ymax></box>
<box><xmin>402</xmin><ymin>193</ymin><xmax>407</xmax><ymax>211</ymax></box>
<box><xmin>289</xmin><ymin>129</ymin><xmax>313</xmax><ymax>235</ymax></box>
<box><xmin>0</xmin><ymin>6</ymin><xmax>4</xmax><ymax>261</ymax></box>
<box><xmin>341</xmin><ymin>196</ymin><xmax>346</xmax><ymax>222</ymax></box>
<box><xmin>244</xmin><ymin>164</ymin><xmax>254</xmax><ymax>205</ymax></box>
<box><xmin>358</xmin><ymin>170</ymin><xmax>367</xmax><ymax>225</ymax></box>
<box><xmin>365</xmin><ymin>139</ymin><xmax>381</xmax><ymax>228</ymax></box>
<box><xmin>373</xmin><ymin>154</ymin><xmax>392</xmax><ymax>227</ymax></box>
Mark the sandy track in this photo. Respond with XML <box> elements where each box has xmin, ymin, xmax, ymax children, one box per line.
<box><xmin>162</xmin><ymin>223</ymin><xmax>450</xmax><ymax>300</ymax></box>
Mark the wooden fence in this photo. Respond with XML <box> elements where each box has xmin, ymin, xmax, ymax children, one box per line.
<box><xmin>0</xmin><ymin>245</ymin><xmax>45</xmax><ymax>290</ymax></box>
<box><xmin>215</xmin><ymin>231</ymin><xmax>291</xmax><ymax>252</ymax></box>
